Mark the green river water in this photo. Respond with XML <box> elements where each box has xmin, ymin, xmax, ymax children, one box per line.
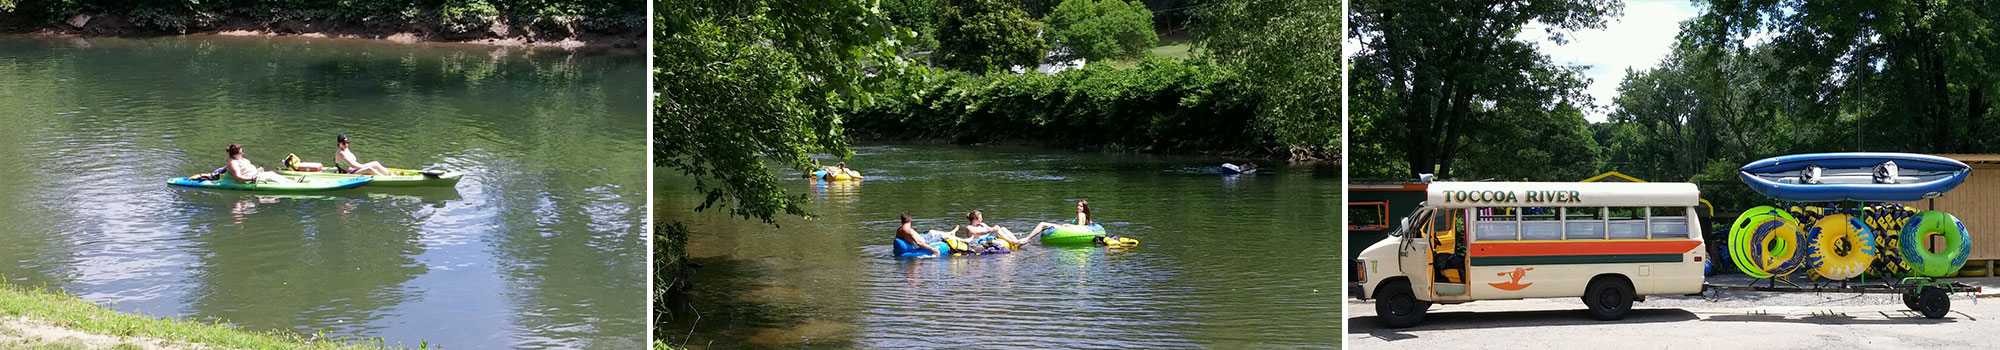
<box><xmin>0</xmin><ymin>35</ymin><xmax>645</xmax><ymax>349</ymax></box>
<box><xmin>658</xmin><ymin>144</ymin><xmax>1343</xmax><ymax>349</ymax></box>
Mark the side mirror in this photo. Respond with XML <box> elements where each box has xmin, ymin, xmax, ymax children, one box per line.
<box><xmin>1390</xmin><ymin>217</ymin><xmax>1411</xmax><ymax>237</ymax></box>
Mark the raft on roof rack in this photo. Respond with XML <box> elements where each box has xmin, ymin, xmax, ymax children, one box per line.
<box><xmin>1738</xmin><ymin>152</ymin><xmax>1969</xmax><ymax>202</ymax></box>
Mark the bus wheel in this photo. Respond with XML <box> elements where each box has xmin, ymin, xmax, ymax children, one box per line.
<box><xmin>1375</xmin><ymin>279</ymin><xmax>1429</xmax><ymax>328</ymax></box>
<box><xmin>1916</xmin><ymin>287</ymin><xmax>1951</xmax><ymax>319</ymax></box>
<box><xmin>1902</xmin><ymin>292</ymin><xmax>1920</xmax><ymax>311</ymax></box>
<box><xmin>1583</xmin><ymin>277</ymin><xmax>1634</xmax><ymax>321</ymax></box>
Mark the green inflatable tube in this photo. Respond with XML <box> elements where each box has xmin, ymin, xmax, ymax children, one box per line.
<box><xmin>1039</xmin><ymin>223</ymin><xmax>1105</xmax><ymax>245</ymax></box>
<box><xmin>1900</xmin><ymin>210</ymin><xmax>1971</xmax><ymax>277</ymax></box>
<box><xmin>1730</xmin><ymin>206</ymin><xmax>1799</xmax><ymax>279</ymax></box>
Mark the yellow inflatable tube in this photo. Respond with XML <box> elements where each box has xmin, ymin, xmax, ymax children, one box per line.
<box><xmin>1804</xmin><ymin>214</ymin><xmax>1876</xmax><ymax>280</ymax></box>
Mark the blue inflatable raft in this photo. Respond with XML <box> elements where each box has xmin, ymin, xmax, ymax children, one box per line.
<box><xmin>1739</xmin><ymin>153</ymin><xmax>1969</xmax><ymax>202</ymax></box>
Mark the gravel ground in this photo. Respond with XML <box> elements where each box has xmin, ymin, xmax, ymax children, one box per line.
<box><xmin>1345</xmin><ymin>275</ymin><xmax>2000</xmax><ymax>349</ymax></box>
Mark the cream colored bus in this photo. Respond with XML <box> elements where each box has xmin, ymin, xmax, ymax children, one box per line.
<box><xmin>1351</xmin><ymin>182</ymin><xmax>1707</xmax><ymax>327</ymax></box>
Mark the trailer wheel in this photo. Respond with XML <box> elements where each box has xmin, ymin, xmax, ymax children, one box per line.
<box><xmin>1902</xmin><ymin>291</ymin><xmax>1920</xmax><ymax>311</ymax></box>
<box><xmin>1375</xmin><ymin>279</ymin><xmax>1429</xmax><ymax>328</ymax></box>
<box><xmin>1584</xmin><ymin>277</ymin><xmax>1634</xmax><ymax>321</ymax></box>
<box><xmin>1916</xmin><ymin>287</ymin><xmax>1951</xmax><ymax>319</ymax></box>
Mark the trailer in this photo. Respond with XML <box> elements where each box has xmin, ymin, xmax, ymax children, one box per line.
<box><xmin>1702</xmin><ymin>276</ymin><xmax>1983</xmax><ymax>319</ymax></box>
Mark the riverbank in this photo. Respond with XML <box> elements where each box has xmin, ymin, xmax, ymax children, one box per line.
<box><xmin>0</xmin><ymin>283</ymin><xmax>392</xmax><ymax>349</ymax></box>
<box><xmin>0</xmin><ymin>8</ymin><xmax>640</xmax><ymax>50</ymax></box>
<box><xmin>844</xmin><ymin>58</ymin><xmax>1337</xmax><ymax>161</ymax></box>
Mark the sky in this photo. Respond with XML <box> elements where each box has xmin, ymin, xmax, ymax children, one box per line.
<box><xmin>1519</xmin><ymin>0</ymin><xmax>1703</xmax><ymax>123</ymax></box>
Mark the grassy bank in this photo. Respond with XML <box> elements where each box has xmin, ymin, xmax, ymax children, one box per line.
<box><xmin>0</xmin><ymin>283</ymin><xmax>403</xmax><ymax>349</ymax></box>
<box><xmin>847</xmin><ymin>57</ymin><xmax>1307</xmax><ymax>158</ymax></box>
<box><xmin>0</xmin><ymin>0</ymin><xmax>642</xmax><ymax>49</ymax></box>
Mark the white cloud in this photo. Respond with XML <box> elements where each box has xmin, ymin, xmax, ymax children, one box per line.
<box><xmin>1519</xmin><ymin>1</ymin><xmax>1701</xmax><ymax>122</ymax></box>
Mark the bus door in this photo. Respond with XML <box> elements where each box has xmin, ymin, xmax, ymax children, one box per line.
<box><xmin>1398</xmin><ymin>208</ymin><xmax>1435</xmax><ymax>299</ymax></box>
<box><xmin>1430</xmin><ymin>208</ymin><xmax>1468</xmax><ymax>296</ymax></box>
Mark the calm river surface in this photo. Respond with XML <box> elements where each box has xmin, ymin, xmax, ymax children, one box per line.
<box><xmin>659</xmin><ymin>144</ymin><xmax>1343</xmax><ymax>349</ymax></box>
<box><xmin>0</xmin><ymin>35</ymin><xmax>645</xmax><ymax>349</ymax></box>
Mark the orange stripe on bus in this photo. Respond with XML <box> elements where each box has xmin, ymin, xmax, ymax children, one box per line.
<box><xmin>1470</xmin><ymin>240</ymin><xmax>1701</xmax><ymax>257</ymax></box>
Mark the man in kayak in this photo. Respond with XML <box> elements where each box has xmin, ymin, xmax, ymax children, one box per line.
<box><xmin>1028</xmin><ymin>200</ymin><xmax>1092</xmax><ymax>239</ymax></box>
<box><xmin>334</xmin><ymin>134</ymin><xmax>394</xmax><ymax>175</ymax></box>
<box><xmin>226</xmin><ymin>143</ymin><xmax>297</xmax><ymax>183</ymax></box>
<box><xmin>963</xmin><ymin>210</ymin><xmax>1027</xmax><ymax>246</ymax></box>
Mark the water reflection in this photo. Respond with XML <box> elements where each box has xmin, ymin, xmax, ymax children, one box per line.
<box><xmin>0</xmin><ymin>35</ymin><xmax>644</xmax><ymax>349</ymax></box>
<box><xmin>660</xmin><ymin>144</ymin><xmax>1342</xmax><ymax>349</ymax></box>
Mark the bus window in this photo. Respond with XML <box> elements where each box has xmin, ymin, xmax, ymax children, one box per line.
<box><xmin>1403</xmin><ymin>210</ymin><xmax>1432</xmax><ymax>239</ymax></box>
<box><xmin>1649</xmin><ymin>207</ymin><xmax>1690</xmax><ymax>239</ymax></box>
<box><xmin>1564</xmin><ymin>207</ymin><xmax>1606</xmax><ymax>240</ymax></box>
<box><xmin>1520</xmin><ymin>206</ymin><xmax>1561</xmax><ymax>240</ymax></box>
<box><xmin>1348</xmin><ymin>202</ymin><xmax>1388</xmax><ymax>231</ymax></box>
<box><xmin>1432</xmin><ymin>209</ymin><xmax>1464</xmax><ymax>255</ymax></box>
<box><xmin>1608</xmin><ymin>207</ymin><xmax>1648</xmax><ymax>239</ymax></box>
<box><xmin>1475</xmin><ymin>207</ymin><xmax>1519</xmax><ymax>241</ymax></box>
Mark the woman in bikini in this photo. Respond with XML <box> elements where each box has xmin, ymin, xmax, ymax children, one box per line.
<box><xmin>334</xmin><ymin>134</ymin><xmax>394</xmax><ymax>175</ymax></box>
<box><xmin>1029</xmin><ymin>200</ymin><xmax>1093</xmax><ymax>239</ymax></box>
<box><xmin>225</xmin><ymin>144</ymin><xmax>297</xmax><ymax>183</ymax></box>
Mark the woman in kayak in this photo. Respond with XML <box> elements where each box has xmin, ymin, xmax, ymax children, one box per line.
<box><xmin>1028</xmin><ymin>200</ymin><xmax>1092</xmax><ymax>239</ymax></box>
<box><xmin>335</xmin><ymin>134</ymin><xmax>393</xmax><ymax>175</ymax></box>
<box><xmin>963</xmin><ymin>210</ymin><xmax>1027</xmax><ymax>246</ymax></box>
<box><xmin>226</xmin><ymin>143</ymin><xmax>297</xmax><ymax>183</ymax></box>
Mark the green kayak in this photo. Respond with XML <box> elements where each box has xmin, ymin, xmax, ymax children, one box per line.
<box><xmin>276</xmin><ymin>168</ymin><xmax>462</xmax><ymax>187</ymax></box>
<box><xmin>168</xmin><ymin>176</ymin><xmax>370</xmax><ymax>191</ymax></box>
<box><xmin>1039</xmin><ymin>223</ymin><xmax>1106</xmax><ymax>245</ymax></box>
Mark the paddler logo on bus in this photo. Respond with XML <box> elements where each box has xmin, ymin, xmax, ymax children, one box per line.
<box><xmin>1489</xmin><ymin>267</ymin><xmax>1534</xmax><ymax>291</ymax></box>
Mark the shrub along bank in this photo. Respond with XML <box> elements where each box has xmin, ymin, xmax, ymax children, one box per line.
<box><xmin>0</xmin><ymin>0</ymin><xmax>641</xmax><ymax>47</ymax></box>
<box><xmin>848</xmin><ymin>58</ymin><xmax>1321</xmax><ymax>159</ymax></box>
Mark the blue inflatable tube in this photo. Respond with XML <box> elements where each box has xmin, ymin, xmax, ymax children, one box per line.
<box><xmin>893</xmin><ymin>237</ymin><xmax>949</xmax><ymax>257</ymax></box>
<box><xmin>1739</xmin><ymin>153</ymin><xmax>1969</xmax><ymax>202</ymax></box>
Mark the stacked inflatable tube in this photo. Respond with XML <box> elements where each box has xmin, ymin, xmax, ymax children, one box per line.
<box><xmin>1901</xmin><ymin>210</ymin><xmax>1972</xmax><ymax>277</ymax></box>
<box><xmin>1729</xmin><ymin>206</ymin><xmax>1806</xmax><ymax>278</ymax></box>
<box><xmin>1803</xmin><ymin>214</ymin><xmax>1876</xmax><ymax>280</ymax></box>
<box><xmin>1861</xmin><ymin>204</ymin><xmax>1920</xmax><ymax>276</ymax></box>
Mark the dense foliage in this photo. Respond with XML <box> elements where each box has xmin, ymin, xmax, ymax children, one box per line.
<box><xmin>1045</xmin><ymin>0</ymin><xmax>1157</xmax><ymax>62</ymax></box>
<box><xmin>1595</xmin><ymin>0</ymin><xmax>2000</xmax><ymax>211</ymax></box>
<box><xmin>1196</xmin><ymin>0</ymin><xmax>1341</xmax><ymax>160</ymax></box>
<box><xmin>848</xmin><ymin>58</ymin><xmax>1271</xmax><ymax>155</ymax></box>
<box><xmin>655</xmin><ymin>0</ymin><xmax>912</xmax><ymax>342</ymax></box>
<box><xmin>1351</xmin><ymin>0</ymin><xmax>1618</xmax><ymax>179</ymax></box>
<box><xmin>934</xmin><ymin>0</ymin><xmax>1049</xmax><ymax>72</ymax></box>
<box><xmin>1354</xmin><ymin>0</ymin><xmax>2000</xmax><ymax>213</ymax></box>
<box><xmin>0</xmin><ymin>0</ymin><xmax>639</xmax><ymax>33</ymax></box>
<box><xmin>850</xmin><ymin>0</ymin><xmax>1342</xmax><ymax>159</ymax></box>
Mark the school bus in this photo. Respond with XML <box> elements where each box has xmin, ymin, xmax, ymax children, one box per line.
<box><xmin>1350</xmin><ymin>182</ymin><xmax>1706</xmax><ymax>327</ymax></box>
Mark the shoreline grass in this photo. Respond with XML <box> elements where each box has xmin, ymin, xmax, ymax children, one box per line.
<box><xmin>0</xmin><ymin>282</ymin><xmax>408</xmax><ymax>349</ymax></box>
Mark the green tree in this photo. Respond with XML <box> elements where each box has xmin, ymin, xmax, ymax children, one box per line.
<box><xmin>1689</xmin><ymin>0</ymin><xmax>2000</xmax><ymax>154</ymax></box>
<box><xmin>882</xmin><ymin>0</ymin><xmax>941</xmax><ymax>54</ymax></box>
<box><xmin>934</xmin><ymin>0</ymin><xmax>1049</xmax><ymax>72</ymax></box>
<box><xmin>1045</xmin><ymin>0</ymin><xmax>1157</xmax><ymax>62</ymax></box>
<box><xmin>1195</xmin><ymin>0</ymin><xmax>1341</xmax><ymax>160</ymax></box>
<box><xmin>1350</xmin><ymin>0</ymin><xmax>1620</xmax><ymax>177</ymax></box>
<box><xmin>655</xmin><ymin>0</ymin><xmax>912</xmax><ymax>342</ymax></box>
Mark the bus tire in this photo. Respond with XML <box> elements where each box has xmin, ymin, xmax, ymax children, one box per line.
<box><xmin>1583</xmin><ymin>277</ymin><xmax>1634</xmax><ymax>321</ymax></box>
<box><xmin>1902</xmin><ymin>292</ymin><xmax>1920</xmax><ymax>311</ymax></box>
<box><xmin>1375</xmin><ymin>279</ymin><xmax>1429</xmax><ymax>328</ymax></box>
<box><xmin>1917</xmin><ymin>287</ymin><xmax>1951</xmax><ymax>319</ymax></box>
